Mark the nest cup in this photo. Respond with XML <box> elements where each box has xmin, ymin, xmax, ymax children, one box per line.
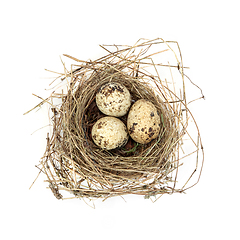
<box><xmin>35</xmin><ymin>39</ymin><xmax>204</xmax><ymax>201</ymax></box>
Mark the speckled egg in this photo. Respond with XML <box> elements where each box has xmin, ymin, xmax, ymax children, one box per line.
<box><xmin>91</xmin><ymin>116</ymin><xmax>129</xmax><ymax>150</ymax></box>
<box><xmin>96</xmin><ymin>82</ymin><xmax>131</xmax><ymax>117</ymax></box>
<box><xmin>127</xmin><ymin>99</ymin><xmax>161</xmax><ymax>144</ymax></box>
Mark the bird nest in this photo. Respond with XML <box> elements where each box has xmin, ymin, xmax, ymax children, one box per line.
<box><xmin>29</xmin><ymin>38</ymin><xmax>204</xmax><ymax>202</ymax></box>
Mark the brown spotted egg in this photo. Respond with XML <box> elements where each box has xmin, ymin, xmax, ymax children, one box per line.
<box><xmin>127</xmin><ymin>99</ymin><xmax>161</xmax><ymax>144</ymax></box>
<box><xmin>96</xmin><ymin>82</ymin><xmax>131</xmax><ymax>117</ymax></box>
<box><xmin>91</xmin><ymin>116</ymin><xmax>129</xmax><ymax>150</ymax></box>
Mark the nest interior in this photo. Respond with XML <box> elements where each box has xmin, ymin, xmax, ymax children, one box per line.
<box><xmin>33</xmin><ymin>38</ymin><xmax>204</xmax><ymax>201</ymax></box>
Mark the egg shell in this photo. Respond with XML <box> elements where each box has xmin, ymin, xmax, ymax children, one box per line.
<box><xmin>91</xmin><ymin>116</ymin><xmax>129</xmax><ymax>150</ymax></box>
<box><xmin>127</xmin><ymin>99</ymin><xmax>161</xmax><ymax>144</ymax></box>
<box><xmin>96</xmin><ymin>82</ymin><xmax>131</xmax><ymax>117</ymax></box>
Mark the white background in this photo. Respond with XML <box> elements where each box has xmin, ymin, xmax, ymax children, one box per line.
<box><xmin>1</xmin><ymin>1</ymin><xmax>239</xmax><ymax>239</ymax></box>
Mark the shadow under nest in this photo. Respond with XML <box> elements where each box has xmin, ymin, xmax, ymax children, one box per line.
<box><xmin>36</xmin><ymin>39</ymin><xmax>204</xmax><ymax>201</ymax></box>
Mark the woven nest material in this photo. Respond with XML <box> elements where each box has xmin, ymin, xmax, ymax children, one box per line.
<box><xmin>29</xmin><ymin>38</ymin><xmax>204</xmax><ymax>202</ymax></box>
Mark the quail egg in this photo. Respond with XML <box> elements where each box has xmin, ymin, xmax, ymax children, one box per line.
<box><xmin>96</xmin><ymin>82</ymin><xmax>131</xmax><ymax>117</ymax></box>
<box><xmin>91</xmin><ymin>116</ymin><xmax>129</xmax><ymax>150</ymax></box>
<box><xmin>127</xmin><ymin>99</ymin><xmax>161</xmax><ymax>144</ymax></box>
